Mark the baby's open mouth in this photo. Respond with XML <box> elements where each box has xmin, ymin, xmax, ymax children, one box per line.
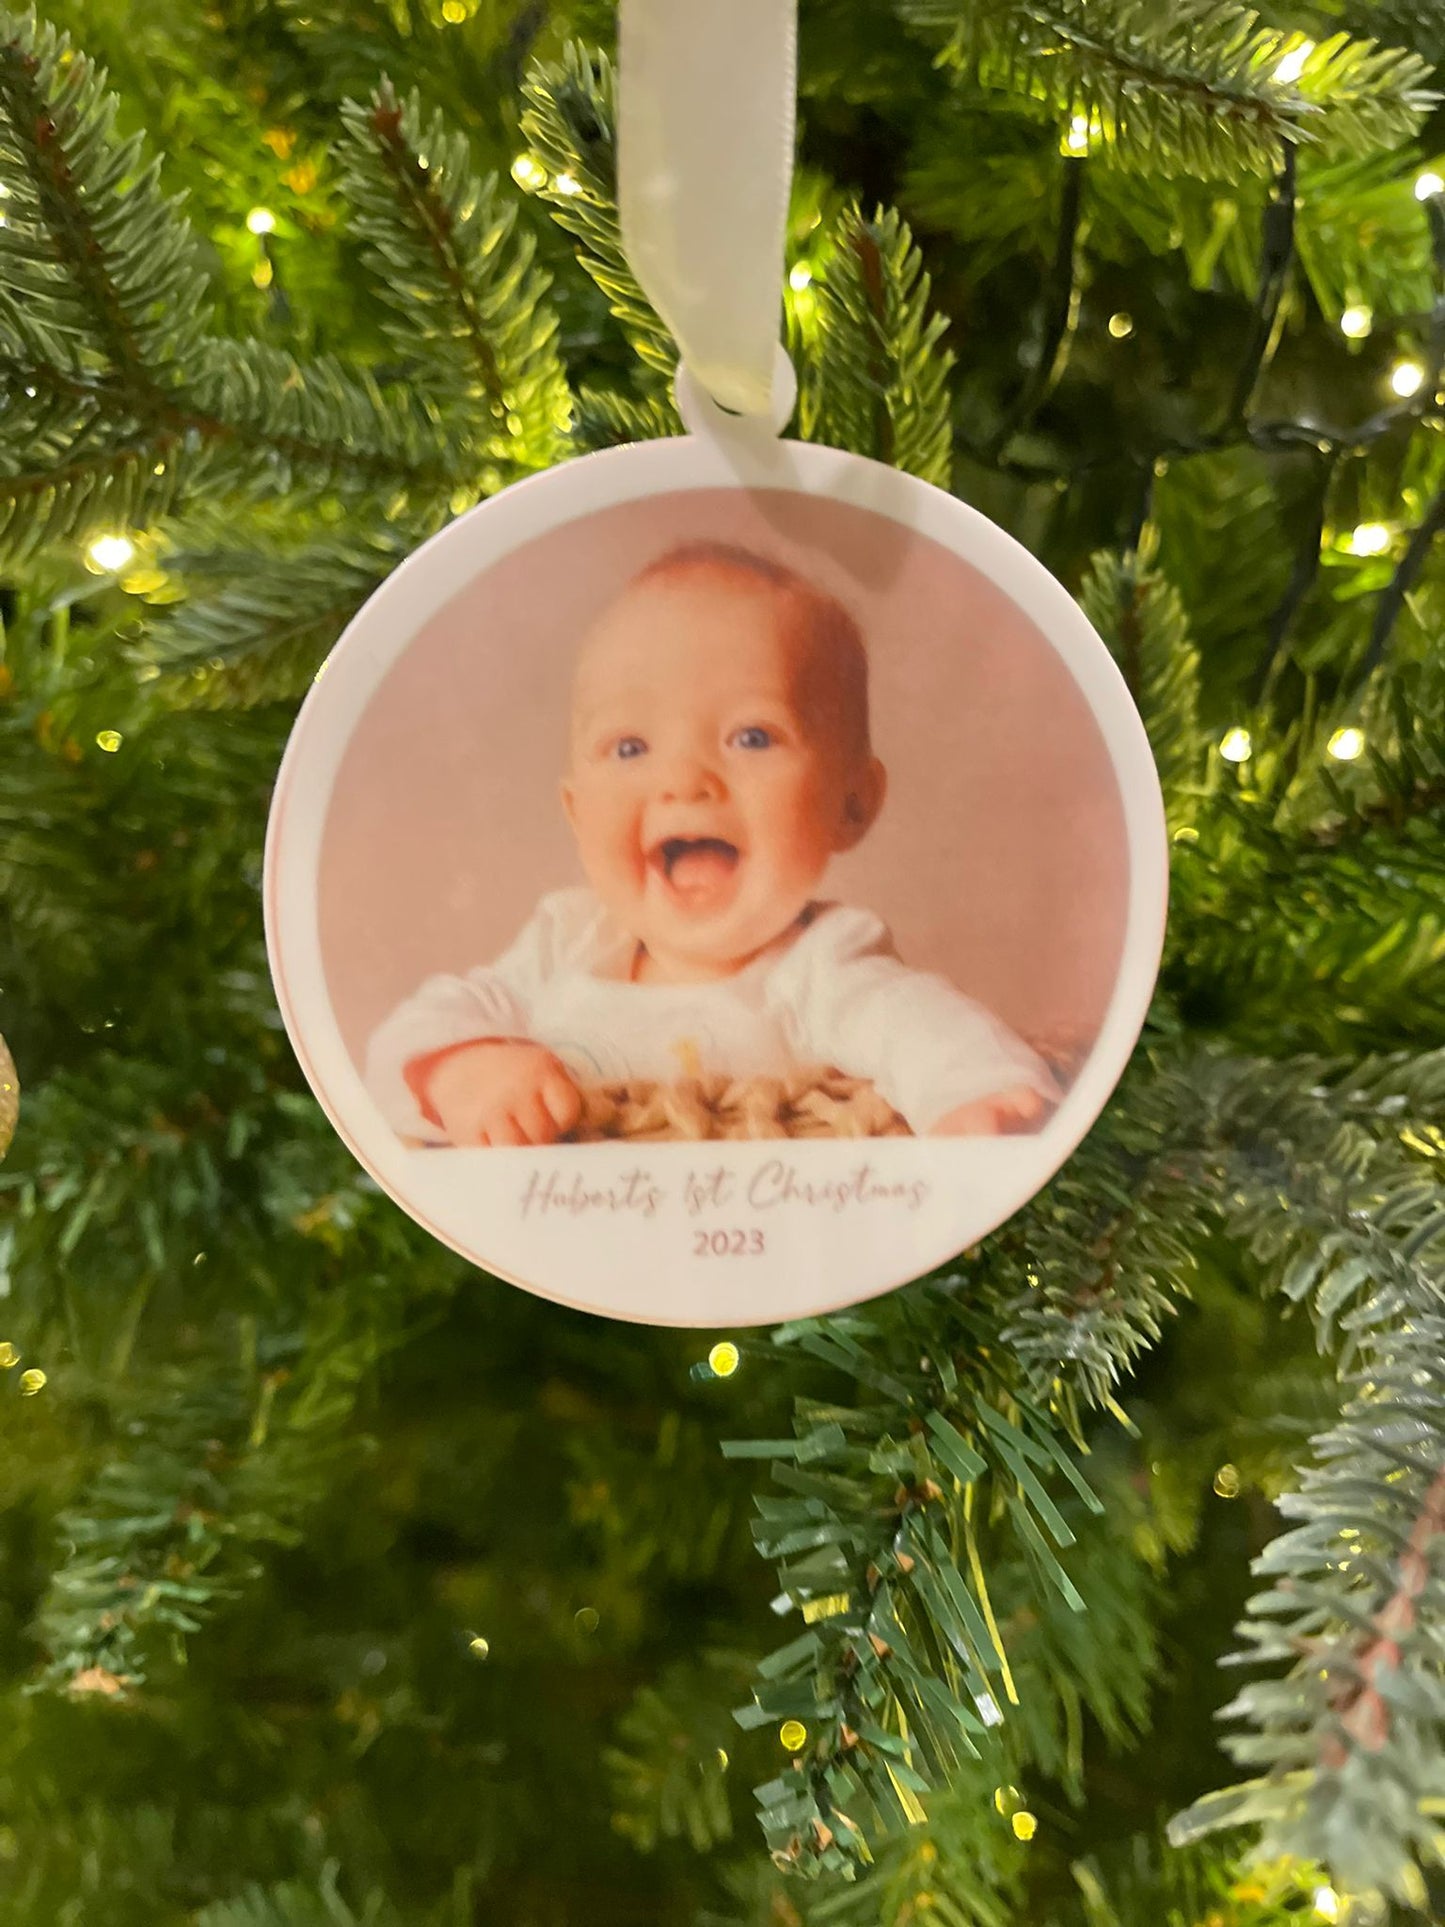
<box><xmin>649</xmin><ymin>835</ymin><xmax>741</xmax><ymax>909</ymax></box>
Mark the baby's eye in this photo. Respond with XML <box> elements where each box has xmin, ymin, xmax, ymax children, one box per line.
<box><xmin>612</xmin><ymin>735</ymin><xmax>648</xmax><ymax>760</ymax></box>
<box><xmin>729</xmin><ymin>725</ymin><xmax>774</xmax><ymax>751</ymax></box>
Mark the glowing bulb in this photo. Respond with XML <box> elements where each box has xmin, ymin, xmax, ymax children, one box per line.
<box><xmin>1272</xmin><ymin>40</ymin><xmax>1313</xmax><ymax>85</ymax></box>
<box><xmin>1348</xmin><ymin>521</ymin><xmax>1391</xmax><ymax>555</ymax></box>
<box><xmin>245</xmin><ymin>205</ymin><xmax>276</xmax><ymax>235</ymax></box>
<box><xmin>707</xmin><ymin>1341</ymin><xmax>740</xmax><ymax>1378</ymax></box>
<box><xmin>1340</xmin><ymin>304</ymin><xmax>1372</xmax><ymax>339</ymax></box>
<box><xmin>441</xmin><ymin>0</ymin><xmax>467</xmax><ymax>18</ymax></box>
<box><xmin>468</xmin><ymin>1634</ymin><xmax>490</xmax><ymax>1659</ymax></box>
<box><xmin>87</xmin><ymin>534</ymin><xmax>135</xmax><ymax>572</ymax></box>
<box><xmin>1065</xmin><ymin>114</ymin><xmax>1090</xmax><ymax>155</ymax></box>
<box><xmin>1313</xmin><ymin>1889</ymin><xmax>1341</xmax><ymax>1923</ymax></box>
<box><xmin>1011</xmin><ymin>1811</ymin><xmax>1038</xmax><ymax>1842</ymax></box>
<box><xmin>1107</xmin><ymin>311</ymin><xmax>1134</xmax><ymax>338</ymax></box>
<box><xmin>573</xmin><ymin>1606</ymin><xmax>599</xmax><ymax>1633</ymax></box>
<box><xmin>18</xmin><ymin>1368</ymin><xmax>46</xmax><ymax>1396</ymax></box>
<box><xmin>1219</xmin><ymin>726</ymin><xmax>1253</xmax><ymax>764</ymax></box>
<box><xmin>779</xmin><ymin>1720</ymin><xmax>808</xmax><ymax>1751</ymax></box>
<box><xmin>1212</xmin><ymin>1463</ymin><xmax>1242</xmax><ymax>1498</ymax></box>
<box><xmin>553</xmin><ymin>172</ymin><xmax>582</xmax><ymax>196</ymax></box>
<box><xmin>0</xmin><ymin>1343</ymin><xmax>18</xmax><ymax>1368</ymax></box>
<box><xmin>1328</xmin><ymin>726</ymin><xmax>1365</xmax><ymax>762</ymax></box>
<box><xmin>510</xmin><ymin>154</ymin><xmax>546</xmax><ymax>191</ymax></box>
<box><xmin>715</xmin><ymin>1748</ymin><xmax>729</xmax><ymax>1771</ymax></box>
<box><xmin>1414</xmin><ymin>171</ymin><xmax>1444</xmax><ymax>201</ymax></box>
<box><xmin>1390</xmin><ymin>358</ymin><xmax>1426</xmax><ymax>398</ymax></box>
<box><xmin>95</xmin><ymin>730</ymin><xmax>123</xmax><ymax>754</ymax></box>
<box><xmin>788</xmin><ymin>262</ymin><xmax>813</xmax><ymax>291</ymax></box>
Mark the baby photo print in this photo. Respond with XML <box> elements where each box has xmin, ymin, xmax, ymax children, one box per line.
<box><xmin>266</xmin><ymin>432</ymin><xmax>1167</xmax><ymax>1326</ymax></box>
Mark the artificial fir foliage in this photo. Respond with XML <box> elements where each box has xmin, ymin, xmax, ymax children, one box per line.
<box><xmin>1</xmin><ymin>2</ymin><xmax>1444</xmax><ymax>1924</ymax></box>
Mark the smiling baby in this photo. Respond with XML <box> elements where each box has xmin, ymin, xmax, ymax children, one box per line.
<box><xmin>364</xmin><ymin>541</ymin><xmax>1058</xmax><ymax>1146</ymax></box>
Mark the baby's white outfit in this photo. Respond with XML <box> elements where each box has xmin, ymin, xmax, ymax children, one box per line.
<box><xmin>365</xmin><ymin>888</ymin><xmax>1056</xmax><ymax>1139</ymax></box>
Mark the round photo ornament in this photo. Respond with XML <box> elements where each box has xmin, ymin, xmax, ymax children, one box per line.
<box><xmin>264</xmin><ymin>1</ymin><xmax>1167</xmax><ymax>1328</ymax></box>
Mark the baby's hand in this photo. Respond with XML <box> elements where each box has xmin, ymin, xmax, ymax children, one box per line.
<box><xmin>422</xmin><ymin>1040</ymin><xmax>582</xmax><ymax>1147</ymax></box>
<box><xmin>930</xmin><ymin>1084</ymin><xmax>1050</xmax><ymax>1138</ymax></box>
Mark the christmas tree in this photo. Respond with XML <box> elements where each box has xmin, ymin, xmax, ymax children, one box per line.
<box><xmin>2</xmin><ymin>1</ymin><xmax>1445</xmax><ymax>1922</ymax></box>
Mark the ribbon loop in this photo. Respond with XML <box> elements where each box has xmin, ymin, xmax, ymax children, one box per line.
<box><xmin>618</xmin><ymin>0</ymin><xmax>797</xmax><ymax>419</ymax></box>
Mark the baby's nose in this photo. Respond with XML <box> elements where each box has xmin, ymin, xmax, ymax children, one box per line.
<box><xmin>658</xmin><ymin>752</ymin><xmax>724</xmax><ymax>803</ymax></box>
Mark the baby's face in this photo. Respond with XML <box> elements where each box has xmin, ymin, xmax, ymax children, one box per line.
<box><xmin>563</xmin><ymin>571</ymin><xmax>882</xmax><ymax>976</ymax></box>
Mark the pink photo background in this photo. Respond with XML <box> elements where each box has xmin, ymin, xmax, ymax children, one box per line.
<box><xmin>318</xmin><ymin>488</ymin><xmax>1129</xmax><ymax>1067</ymax></box>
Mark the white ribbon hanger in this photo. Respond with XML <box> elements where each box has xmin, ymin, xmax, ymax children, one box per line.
<box><xmin>618</xmin><ymin>0</ymin><xmax>798</xmax><ymax>428</ymax></box>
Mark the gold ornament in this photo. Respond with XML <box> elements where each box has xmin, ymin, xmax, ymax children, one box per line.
<box><xmin>0</xmin><ymin>1032</ymin><xmax>16</xmax><ymax>1162</ymax></box>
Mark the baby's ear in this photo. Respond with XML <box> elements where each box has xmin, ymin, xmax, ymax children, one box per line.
<box><xmin>836</xmin><ymin>757</ymin><xmax>886</xmax><ymax>851</ymax></box>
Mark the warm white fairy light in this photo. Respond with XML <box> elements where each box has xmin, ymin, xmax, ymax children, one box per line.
<box><xmin>1219</xmin><ymin>726</ymin><xmax>1253</xmax><ymax>764</ymax></box>
<box><xmin>553</xmin><ymin>172</ymin><xmax>583</xmax><ymax>196</ymax></box>
<box><xmin>788</xmin><ymin>262</ymin><xmax>813</xmax><ymax>291</ymax></box>
<box><xmin>245</xmin><ymin>205</ymin><xmax>276</xmax><ymax>235</ymax></box>
<box><xmin>1390</xmin><ymin>357</ymin><xmax>1426</xmax><ymax>397</ymax></box>
<box><xmin>1327</xmin><ymin>726</ymin><xmax>1365</xmax><ymax>762</ymax></box>
<box><xmin>1065</xmin><ymin>114</ymin><xmax>1090</xmax><ymax>154</ymax></box>
<box><xmin>707</xmin><ymin>1341</ymin><xmax>740</xmax><ymax>1378</ymax></box>
<box><xmin>1348</xmin><ymin>521</ymin><xmax>1391</xmax><ymax>555</ymax></box>
<box><xmin>1414</xmin><ymin>170</ymin><xmax>1444</xmax><ymax>201</ymax></box>
<box><xmin>87</xmin><ymin>533</ymin><xmax>135</xmax><ymax>572</ymax></box>
<box><xmin>510</xmin><ymin>154</ymin><xmax>546</xmax><ymax>191</ymax></box>
<box><xmin>1272</xmin><ymin>39</ymin><xmax>1313</xmax><ymax>85</ymax></box>
<box><xmin>1312</xmin><ymin>1888</ymin><xmax>1341</xmax><ymax>1924</ymax></box>
<box><xmin>1108</xmin><ymin>311</ymin><xmax>1134</xmax><ymax>338</ymax></box>
<box><xmin>1340</xmin><ymin>304</ymin><xmax>1373</xmax><ymax>339</ymax></box>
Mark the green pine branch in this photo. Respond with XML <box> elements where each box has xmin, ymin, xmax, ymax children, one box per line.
<box><xmin>0</xmin><ymin>9</ymin><xmax>460</xmax><ymax>563</ymax></box>
<box><xmin>725</xmin><ymin>1296</ymin><xmax>1111</xmax><ymax>1878</ymax></box>
<box><xmin>520</xmin><ymin>44</ymin><xmax>679</xmax><ymax>388</ymax></box>
<box><xmin>800</xmin><ymin>203</ymin><xmax>954</xmax><ymax>486</ymax></box>
<box><xmin>1169</xmin><ymin>1052</ymin><xmax>1445</xmax><ymax>1904</ymax></box>
<box><xmin>1080</xmin><ymin>547</ymin><xmax>1203</xmax><ymax>818</ymax></box>
<box><xmin>148</xmin><ymin>525</ymin><xmax>422</xmax><ymax>707</ymax></box>
<box><xmin>901</xmin><ymin>1</ymin><xmax>1436</xmax><ymax>179</ymax></box>
<box><xmin>336</xmin><ymin>80</ymin><xmax>573</xmax><ymax>473</ymax></box>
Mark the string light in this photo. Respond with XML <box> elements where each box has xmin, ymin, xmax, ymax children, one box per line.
<box><xmin>707</xmin><ymin>1341</ymin><xmax>740</xmax><ymax>1378</ymax></box>
<box><xmin>788</xmin><ymin>263</ymin><xmax>813</xmax><ymax>291</ymax></box>
<box><xmin>1219</xmin><ymin>726</ymin><xmax>1253</xmax><ymax>764</ymax></box>
<box><xmin>1011</xmin><ymin>1811</ymin><xmax>1039</xmax><ymax>1842</ymax></box>
<box><xmin>779</xmin><ymin>1720</ymin><xmax>808</xmax><ymax>1751</ymax></box>
<box><xmin>1213</xmin><ymin>1463</ymin><xmax>1242</xmax><ymax>1498</ymax></box>
<box><xmin>993</xmin><ymin>1785</ymin><xmax>1021</xmax><ymax>1815</ymax></box>
<box><xmin>1064</xmin><ymin>114</ymin><xmax>1090</xmax><ymax>154</ymax></box>
<box><xmin>1347</xmin><ymin>521</ymin><xmax>1391</xmax><ymax>555</ymax></box>
<box><xmin>1414</xmin><ymin>170</ymin><xmax>1444</xmax><ymax>201</ymax></box>
<box><xmin>1313</xmin><ymin>1888</ymin><xmax>1341</xmax><ymax>1923</ymax></box>
<box><xmin>86</xmin><ymin>533</ymin><xmax>135</xmax><ymax>572</ymax></box>
<box><xmin>1272</xmin><ymin>39</ymin><xmax>1313</xmax><ymax>85</ymax></box>
<box><xmin>553</xmin><ymin>172</ymin><xmax>583</xmax><ymax>196</ymax></box>
<box><xmin>441</xmin><ymin>0</ymin><xmax>468</xmax><ymax>18</ymax></box>
<box><xmin>0</xmin><ymin>1343</ymin><xmax>18</xmax><ymax>1369</ymax></box>
<box><xmin>1390</xmin><ymin>357</ymin><xmax>1426</xmax><ymax>398</ymax></box>
<box><xmin>1339</xmin><ymin>303</ymin><xmax>1373</xmax><ymax>339</ymax></box>
<box><xmin>715</xmin><ymin>1748</ymin><xmax>729</xmax><ymax>1771</ymax></box>
<box><xmin>1107</xmin><ymin>311</ymin><xmax>1134</xmax><ymax>338</ymax></box>
<box><xmin>573</xmin><ymin>1606</ymin><xmax>599</xmax><ymax>1633</ymax></box>
<box><xmin>18</xmin><ymin>1369</ymin><xmax>46</xmax><ymax>1396</ymax></box>
<box><xmin>467</xmin><ymin>1634</ymin><xmax>490</xmax><ymax>1660</ymax></box>
<box><xmin>95</xmin><ymin>730</ymin><xmax>123</xmax><ymax>754</ymax></box>
<box><xmin>510</xmin><ymin>154</ymin><xmax>546</xmax><ymax>191</ymax></box>
<box><xmin>245</xmin><ymin>205</ymin><xmax>276</xmax><ymax>235</ymax></box>
<box><xmin>1328</xmin><ymin>726</ymin><xmax>1365</xmax><ymax>762</ymax></box>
